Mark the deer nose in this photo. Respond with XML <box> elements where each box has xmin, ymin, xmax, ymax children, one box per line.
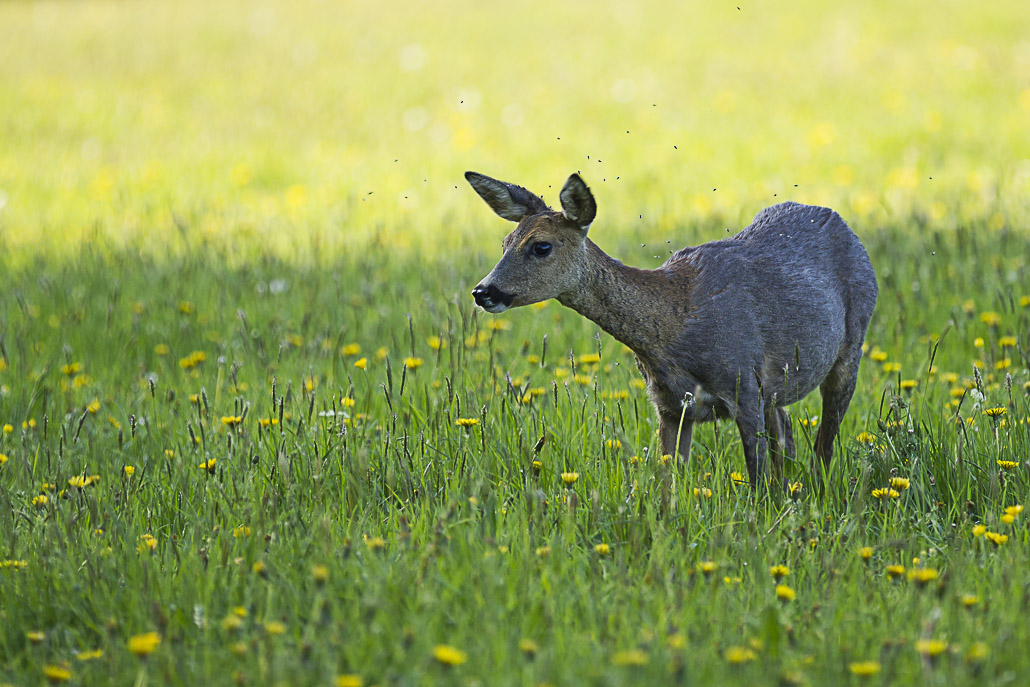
<box><xmin>472</xmin><ymin>283</ymin><xmax>513</xmax><ymax>308</ymax></box>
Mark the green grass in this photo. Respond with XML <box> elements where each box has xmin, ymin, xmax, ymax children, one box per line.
<box><xmin>2</xmin><ymin>0</ymin><xmax>1030</xmax><ymax>684</ymax></box>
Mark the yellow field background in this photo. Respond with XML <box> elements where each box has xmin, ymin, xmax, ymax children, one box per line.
<box><xmin>1</xmin><ymin>0</ymin><xmax>1029</xmax><ymax>260</ymax></box>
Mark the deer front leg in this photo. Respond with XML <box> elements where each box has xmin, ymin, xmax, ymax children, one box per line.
<box><xmin>735</xmin><ymin>395</ymin><xmax>767</xmax><ymax>487</ymax></box>
<box><xmin>659</xmin><ymin>411</ymin><xmax>694</xmax><ymax>466</ymax></box>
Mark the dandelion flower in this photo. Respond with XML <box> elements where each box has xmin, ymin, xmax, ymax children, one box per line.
<box><xmin>769</xmin><ymin>564</ymin><xmax>790</xmax><ymax>581</ymax></box>
<box><xmin>127</xmin><ymin>631</ymin><xmax>161</xmax><ymax>656</ymax></box>
<box><xmin>915</xmin><ymin>638</ymin><xmax>948</xmax><ymax>657</ymax></box>
<box><xmin>848</xmin><ymin>661</ymin><xmax>881</xmax><ymax>677</ymax></box>
<box><xmin>312</xmin><ymin>564</ymin><xmax>329</xmax><ymax>585</ymax></box>
<box><xmin>984</xmin><ymin>531</ymin><xmax>1008</xmax><ymax>546</ymax></box>
<box><xmin>27</xmin><ymin>630</ymin><xmax>45</xmax><ymax>643</ymax></box>
<box><xmin>611</xmin><ymin>649</ymin><xmax>649</xmax><ymax>666</ymax></box>
<box><xmin>730</xmin><ymin>471</ymin><xmax>747</xmax><ymax>485</ymax></box>
<box><xmin>535</xmin><ymin>546</ymin><xmax>551</xmax><ymax>557</ymax></box>
<box><xmin>123</xmin><ymin>465</ymin><xmax>135</xmax><ymax>477</ymax></box>
<box><xmin>775</xmin><ymin>584</ymin><xmax>796</xmax><ymax>602</ymax></box>
<box><xmin>886</xmin><ymin>564</ymin><xmax>906</xmax><ymax>580</ymax></box>
<box><xmin>890</xmin><ymin>477</ymin><xmax>910</xmax><ymax>490</ymax></box>
<box><xmin>594</xmin><ymin>543</ymin><xmax>611</xmax><ymax>556</ymax></box>
<box><xmin>961</xmin><ymin>594</ymin><xmax>980</xmax><ymax>607</ymax></box>
<box><xmin>996</xmin><ymin>460</ymin><xmax>1019</xmax><ymax>469</ymax></box>
<box><xmin>32</xmin><ymin>494</ymin><xmax>48</xmax><ymax>508</ymax></box>
<box><xmin>263</xmin><ymin>621</ymin><xmax>286</xmax><ymax>635</ymax></box>
<box><xmin>1005</xmin><ymin>504</ymin><xmax>1023</xmax><ymax>516</ymax></box>
<box><xmin>693</xmin><ymin>487</ymin><xmax>713</xmax><ymax>498</ymax></box>
<box><xmin>221</xmin><ymin>415</ymin><xmax>242</xmax><ymax>426</ymax></box>
<box><xmin>859</xmin><ymin>547</ymin><xmax>874</xmax><ymax>560</ymax></box>
<box><xmin>432</xmin><ymin>644</ymin><xmax>468</xmax><ymax>666</ymax></box>
<box><xmin>965</xmin><ymin>642</ymin><xmax>989</xmax><ymax>662</ymax></box>
<box><xmin>518</xmin><ymin>638</ymin><xmax>539</xmax><ymax>657</ymax></box>
<box><xmin>353</xmin><ymin>357</ymin><xmax>367</xmax><ymax>370</ymax></box>
<box><xmin>403</xmin><ymin>357</ymin><xmax>423</xmax><ymax>369</ymax></box>
<box><xmin>455</xmin><ymin>418</ymin><xmax>479</xmax><ymax>428</ymax></box>
<box><xmin>856</xmin><ymin>431</ymin><xmax>876</xmax><ymax>444</ymax></box>
<box><xmin>983</xmin><ymin>406</ymin><xmax>1007</xmax><ymax>417</ymax></box>
<box><xmin>909</xmin><ymin>567</ymin><xmax>939</xmax><ymax>586</ymax></box>
<box><xmin>788</xmin><ymin>481</ymin><xmax>803</xmax><ymax>498</ymax></box>
<box><xmin>724</xmin><ymin>646</ymin><xmax>757</xmax><ymax>663</ymax></box>
<box><xmin>43</xmin><ymin>665</ymin><xmax>72</xmax><ymax>682</ymax></box>
<box><xmin>871</xmin><ymin>488</ymin><xmax>899</xmax><ymax>500</ymax></box>
<box><xmin>252</xmin><ymin>561</ymin><xmax>268</xmax><ymax>577</ymax></box>
<box><xmin>560</xmin><ymin>472</ymin><xmax>580</xmax><ymax>486</ymax></box>
<box><xmin>199</xmin><ymin>458</ymin><xmax>216</xmax><ymax>473</ymax></box>
<box><xmin>980</xmin><ymin>311</ymin><xmax>1001</xmax><ymax>327</ymax></box>
<box><xmin>698</xmin><ymin>560</ymin><xmax>718</xmax><ymax>577</ymax></box>
<box><xmin>335</xmin><ymin>676</ymin><xmax>363</xmax><ymax>687</ymax></box>
<box><xmin>364</xmin><ymin>535</ymin><xmax>386</xmax><ymax>550</ymax></box>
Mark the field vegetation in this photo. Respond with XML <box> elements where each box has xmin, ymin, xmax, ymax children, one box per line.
<box><xmin>2</xmin><ymin>1</ymin><xmax>1030</xmax><ymax>685</ymax></box>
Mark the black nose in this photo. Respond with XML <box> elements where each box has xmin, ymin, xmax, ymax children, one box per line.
<box><xmin>472</xmin><ymin>283</ymin><xmax>514</xmax><ymax>308</ymax></box>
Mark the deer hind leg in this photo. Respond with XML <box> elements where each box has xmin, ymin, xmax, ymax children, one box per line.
<box><xmin>659</xmin><ymin>411</ymin><xmax>694</xmax><ymax>466</ymax></box>
<box><xmin>814</xmin><ymin>353</ymin><xmax>861</xmax><ymax>469</ymax></box>
<box><xmin>779</xmin><ymin>408</ymin><xmax>796</xmax><ymax>462</ymax></box>
<box><xmin>735</xmin><ymin>394</ymin><xmax>767</xmax><ymax>487</ymax></box>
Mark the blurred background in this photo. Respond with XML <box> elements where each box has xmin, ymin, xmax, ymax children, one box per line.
<box><xmin>1</xmin><ymin>0</ymin><xmax>1028</xmax><ymax>261</ymax></box>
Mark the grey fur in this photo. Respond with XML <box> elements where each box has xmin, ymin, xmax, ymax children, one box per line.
<box><xmin>467</xmin><ymin>172</ymin><xmax>878</xmax><ymax>487</ymax></box>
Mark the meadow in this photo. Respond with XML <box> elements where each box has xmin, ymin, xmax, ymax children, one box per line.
<box><xmin>2</xmin><ymin>0</ymin><xmax>1030</xmax><ymax>685</ymax></box>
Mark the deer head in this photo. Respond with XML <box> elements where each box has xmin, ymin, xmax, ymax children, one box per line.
<box><xmin>466</xmin><ymin>171</ymin><xmax>597</xmax><ymax>312</ymax></box>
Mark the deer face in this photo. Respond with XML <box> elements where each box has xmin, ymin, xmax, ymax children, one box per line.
<box><xmin>466</xmin><ymin>172</ymin><xmax>596</xmax><ymax>313</ymax></box>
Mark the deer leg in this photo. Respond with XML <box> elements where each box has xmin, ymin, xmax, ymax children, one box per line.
<box><xmin>814</xmin><ymin>355</ymin><xmax>861</xmax><ymax>469</ymax></box>
<box><xmin>764</xmin><ymin>404</ymin><xmax>785</xmax><ymax>488</ymax></box>
<box><xmin>779</xmin><ymin>408</ymin><xmax>796</xmax><ymax>463</ymax></box>
<box><xmin>659</xmin><ymin>411</ymin><xmax>694</xmax><ymax>465</ymax></box>
<box><xmin>735</xmin><ymin>395</ymin><xmax>767</xmax><ymax>487</ymax></box>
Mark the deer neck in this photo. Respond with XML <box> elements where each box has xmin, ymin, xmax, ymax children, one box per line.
<box><xmin>557</xmin><ymin>240</ymin><xmax>684</xmax><ymax>359</ymax></box>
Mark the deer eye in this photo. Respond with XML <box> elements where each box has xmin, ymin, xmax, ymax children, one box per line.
<box><xmin>532</xmin><ymin>242</ymin><xmax>552</xmax><ymax>257</ymax></box>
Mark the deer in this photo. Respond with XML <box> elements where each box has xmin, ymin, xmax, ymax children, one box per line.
<box><xmin>466</xmin><ymin>171</ymin><xmax>878</xmax><ymax>488</ymax></box>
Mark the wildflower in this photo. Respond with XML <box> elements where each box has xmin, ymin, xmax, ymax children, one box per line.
<box><xmin>856</xmin><ymin>431</ymin><xmax>876</xmax><ymax>444</ymax></box>
<box><xmin>606</xmin><ymin>439</ymin><xmax>622</xmax><ymax>450</ymax></box>
<box><xmin>27</xmin><ymin>630</ymin><xmax>45</xmax><ymax>643</ymax></box>
<box><xmin>2</xmin><ymin>423</ymin><xmax>12</xmax><ymax>434</ymax></box>
<box><xmin>76</xmin><ymin>649</ymin><xmax>104</xmax><ymax>661</ymax></box>
<box><xmin>61</xmin><ymin>362</ymin><xmax>82</xmax><ymax>376</ymax></box>
<box><xmin>560</xmin><ymin>472</ymin><xmax>580</xmax><ymax>486</ymax></box>
<box><xmin>578</xmin><ymin>352</ymin><xmax>601</xmax><ymax>364</ymax></box>
<box><xmin>1001</xmin><ymin>513</ymin><xmax>1016</xmax><ymax>524</ymax></box>
<box><xmin>531</xmin><ymin>460</ymin><xmax>542</xmax><ymax>473</ymax></box>
<box><xmin>0</xmin><ymin>559</ymin><xmax>28</xmax><ymax>570</ymax></box>
<box><xmin>972</xmin><ymin>524</ymin><xmax>987</xmax><ymax>537</ymax></box>
<box><xmin>984</xmin><ymin>531</ymin><xmax>1008</xmax><ymax>546</ymax></box>
<box><xmin>788</xmin><ymin>481</ymin><xmax>803</xmax><ymax>498</ymax></box>
<box><xmin>890</xmin><ymin>477</ymin><xmax>910</xmax><ymax>490</ymax></box>
<box><xmin>965</xmin><ymin>642</ymin><xmax>989</xmax><ymax>662</ymax></box>
<box><xmin>123</xmin><ymin>465</ymin><xmax>135</xmax><ymax>477</ymax></box>
<box><xmin>1005</xmin><ymin>505</ymin><xmax>1023</xmax><ymax>517</ymax></box>
<box><xmin>983</xmin><ymin>406</ymin><xmax>1007</xmax><ymax>418</ymax></box>
<box><xmin>595</xmin><ymin>543</ymin><xmax>611</xmax><ymax>556</ymax></box>
<box><xmin>769</xmin><ymin>564</ymin><xmax>790</xmax><ymax>581</ymax></box>
<box><xmin>518</xmin><ymin>638</ymin><xmax>539</xmax><ymax>657</ymax></box>
<box><xmin>775</xmin><ymin>584</ymin><xmax>796</xmax><ymax>602</ymax></box>
<box><xmin>859</xmin><ymin>547</ymin><xmax>874</xmax><ymax>560</ymax></box>
<box><xmin>138</xmin><ymin>533</ymin><xmax>157</xmax><ymax>552</ymax></box>
<box><xmin>128</xmin><ymin>631</ymin><xmax>162</xmax><ymax>656</ymax></box>
<box><xmin>909</xmin><ymin>567</ymin><xmax>939</xmax><ymax>586</ymax></box>
<box><xmin>961</xmin><ymin>594</ymin><xmax>980</xmax><ymax>607</ymax></box>
<box><xmin>232</xmin><ymin>525</ymin><xmax>251</xmax><ymax>538</ymax></box>
<box><xmin>364</xmin><ymin>535</ymin><xmax>386</xmax><ymax>550</ymax></box>
<box><xmin>693</xmin><ymin>487</ymin><xmax>713</xmax><ymax>498</ymax></box>
<box><xmin>32</xmin><ymin>494</ymin><xmax>48</xmax><ymax>508</ymax></box>
<box><xmin>375</xmin><ymin>347</ymin><xmax>389</xmax><ymax>361</ymax></box>
<box><xmin>611</xmin><ymin>649</ymin><xmax>649</xmax><ymax>666</ymax></box>
<box><xmin>403</xmin><ymin>357</ymin><xmax>423</xmax><ymax>369</ymax></box>
<box><xmin>335</xmin><ymin>676</ymin><xmax>363</xmax><ymax>687</ymax></box>
<box><xmin>667</xmin><ymin>633</ymin><xmax>686</xmax><ymax>649</ymax></box>
<box><xmin>980</xmin><ymin>311</ymin><xmax>1001</xmax><ymax>327</ymax></box>
<box><xmin>342</xmin><ymin>343</ymin><xmax>361</xmax><ymax>356</ymax></box>
<box><xmin>43</xmin><ymin>665</ymin><xmax>72</xmax><ymax>682</ymax></box>
<box><xmin>869</xmin><ymin>348</ymin><xmax>888</xmax><ymax>362</ymax></box>
<box><xmin>698</xmin><ymin>560</ymin><xmax>718</xmax><ymax>577</ymax></box>
<box><xmin>221</xmin><ymin>415</ymin><xmax>242</xmax><ymax>426</ymax></box>
<box><xmin>263</xmin><ymin>621</ymin><xmax>286</xmax><ymax>635</ymax></box>
<box><xmin>252</xmin><ymin>561</ymin><xmax>267</xmax><ymax>577</ymax></box>
<box><xmin>536</xmin><ymin>546</ymin><xmax>551</xmax><ymax>557</ymax></box>
<box><xmin>432</xmin><ymin>644</ymin><xmax>468</xmax><ymax>666</ymax></box>
<box><xmin>973</xmin><ymin>337</ymin><xmax>985</xmax><ymax>348</ymax></box>
<box><xmin>871</xmin><ymin>488</ymin><xmax>899</xmax><ymax>500</ymax></box>
<box><xmin>86</xmin><ymin>399</ymin><xmax>100</xmax><ymax>414</ymax></box>
<box><xmin>848</xmin><ymin>661</ymin><xmax>881</xmax><ymax>677</ymax></box>
<box><xmin>996</xmin><ymin>460</ymin><xmax>1019</xmax><ymax>469</ymax></box>
<box><xmin>724</xmin><ymin>646</ymin><xmax>757</xmax><ymax>663</ymax></box>
<box><xmin>221</xmin><ymin>614</ymin><xmax>244</xmax><ymax>631</ymax></box>
<box><xmin>455</xmin><ymin>418</ymin><xmax>479</xmax><ymax>428</ymax></box>
<box><xmin>312</xmin><ymin>564</ymin><xmax>330</xmax><ymax>585</ymax></box>
<box><xmin>915</xmin><ymin>638</ymin><xmax>948</xmax><ymax>657</ymax></box>
<box><xmin>900</xmin><ymin>379</ymin><xmax>917</xmax><ymax>390</ymax></box>
<box><xmin>0</xmin><ymin>453</ymin><xmax>8</xmax><ymax>466</ymax></box>
<box><xmin>886</xmin><ymin>564</ymin><xmax>906</xmax><ymax>580</ymax></box>
<box><xmin>199</xmin><ymin>458</ymin><xmax>216</xmax><ymax>473</ymax></box>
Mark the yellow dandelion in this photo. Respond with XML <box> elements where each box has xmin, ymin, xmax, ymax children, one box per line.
<box><xmin>335</xmin><ymin>675</ymin><xmax>364</xmax><ymax>687</ymax></box>
<box><xmin>693</xmin><ymin>487</ymin><xmax>713</xmax><ymax>498</ymax></box>
<box><xmin>856</xmin><ymin>431</ymin><xmax>876</xmax><ymax>444</ymax></box>
<box><xmin>984</xmin><ymin>531</ymin><xmax>1008</xmax><ymax>546</ymax></box>
<box><xmin>199</xmin><ymin>458</ymin><xmax>216</xmax><ymax>473</ymax></box>
<box><xmin>455</xmin><ymin>418</ymin><xmax>479</xmax><ymax>428</ymax></box>
<box><xmin>886</xmin><ymin>564</ymin><xmax>906</xmax><ymax>580</ymax></box>
<box><xmin>252</xmin><ymin>560</ymin><xmax>267</xmax><ymax>577</ymax></box>
<box><xmin>263</xmin><ymin>620</ymin><xmax>286</xmax><ymax>635</ymax></box>
<box><xmin>403</xmin><ymin>356</ymin><xmax>423</xmax><ymax>369</ymax></box>
<box><xmin>76</xmin><ymin>648</ymin><xmax>104</xmax><ymax>661</ymax></box>
<box><xmin>312</xmin><ymin>564</ymin><xmax>330</xmax><ymax>584</ymax></box>
<box><xmin>560</xmin><ymin>472</ymin><xmax>580</xmax><ymax>486</ymax></box>
<box><xmin>775</xmin><ymin>584</ymin><xmax>796</xmax><ymax>602</ymax></box>
<box><xmin>980</xmin><ymin>311</ymin><xmax>1001</xmax><ymax>327</ymax></box>
<box><xmin>221</xmin><ymin>415</ymin><xmax>242</xmax><ymax>426</ymax></box>
<box><xmin>890</xmin><ymin>477</ymin><xmax>910</xmax><ymax>490</ymax></box>
<box><xmin>32</xmin><ymin>494</ymin><xmax>48</xmax><ymax>508</ymax></box>
<box><xmin>848</xmin><ymin>661</ymin><xmax>881</xmax><ymax>677</ymax></box>
<box><xmin>983</xmin><ymin>406</ymin><xmax>1007</xmax><ymax>417</ymax></box>
<box><xmin>966</xmin><ymin>642</ymin><xmax>989</xmax><ymax>662</ymax></box>
<box><xmin>730</xmin><ymin>471</ymin><xmax>747</xmax><ymax>485</ymax></box>
<box><xmin>961</xmin><ymin>594</ymin><xmax>980</xmax><ymax>607</ymax></box>
<box><xmin>0</xmin><ymin>452</ymin><xmax>8</xmax><ymax>466</ymax></box>
<box><xmin>698</xmin><ymin>560</ymin><xmax>718</xmax><ymax>577</ymax></box>
<box><xmin>859</xmin><ymin>547</ymin><xmax>874</xmax><ymax>560</ymax></box>
<box><xmin>724</xmin><ymin>646</ymin><xmax>757</xmax><ymax>664</ymax></box>
<box><xmin>1004</xmin><ymin>504</ymin><xmax>1023</xmax><ymax>516</ymax></box>
<box><xmin>535</xmin><ymin>546</ymin><xmax>551</xmax><ymax>557</ymax></box>
<box><xmin>996</xmin><ymin>460</ymin><xmax>1019</xmax><ymax>469</ymax></box>
<box><xmin>595</xmin><ymin>543</ymin><xmax>611</xmax><ymax>556</ymax></box>
<box><xmin>909</xmin><ymin>567</ymin><xmax>939</xmax><ymax>586</ymax></box>
<box><xmin>123</xmin><ymin>465</ymin><xmax>135</xmax><ymax>477</ymax></box>
<box><xmin>27</xmin><ymin>630</ymin><xmax>45</xmax><ymax>643</ymax></box>
<box><xmin>127</xmin><ymin>631</ymin><xmax>162</xmax><ymax>656</ymax></box>
<box><xmin>353</xmin><ymin>357</ymin><xmax>368</xmax><ymax>370</ymax></box>
<box><xmin>1001</xmin><ymin>513</ymin><xmax>1016</xmax><ymax>524</ymax></box>
<box><xmin>915</xmin><ymin>638</ymin><xmax>948</xmax><ymax>657</ymax></box>
<box><xmin>432</xmin><ymin>644</ymin><xmax>468</xmax><ymax>666</ymax></box>
<box><xmin>788</xmin><ymin>481</ymin><xmax>803</xmax><ymax>497</ymax></box>
<box><xmin>769</xmin><ymin>564</ymin><xmax>790</xmax><ymax>581</ymax></box>
<box><xmin>43</xmin><ymin>664</ymin><xmax>72</xmax><ymax>682</ymax></box>
<box><xmin>871</xmin><ymin>487</ymin><xmax>900</xmax><ymax>500</ymax></box>
<box><xmin>364</xmin><ymin>535</ymin><xmax>386</xmax><ymax>550</ymax></box>
<box><xmin>611</xmin><ymin>649</ymin><xmax>649</xmax><ymax>666</ymax></box>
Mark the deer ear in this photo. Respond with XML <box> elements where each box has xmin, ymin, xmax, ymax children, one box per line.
<box><xmin>560</xmin><ymin>174</ymin><xmax>596</xmax><ymax>231</ymax></box>
<box><xmin>465</xmin><ymin>171</ymin><xmax>548</xmax><ymax>222</ymax></box>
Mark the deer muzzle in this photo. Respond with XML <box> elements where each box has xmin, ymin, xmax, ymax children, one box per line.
<box><xmin>472</xmin><ymin>283</ymin><xmax>514</xmax><ymax>313</ymax></box>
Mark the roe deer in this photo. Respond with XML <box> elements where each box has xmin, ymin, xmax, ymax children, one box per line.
<box><xmin>466</xmin><ymin>171</ymin><xmax>877</xmax><ymax>487</ymax></box>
